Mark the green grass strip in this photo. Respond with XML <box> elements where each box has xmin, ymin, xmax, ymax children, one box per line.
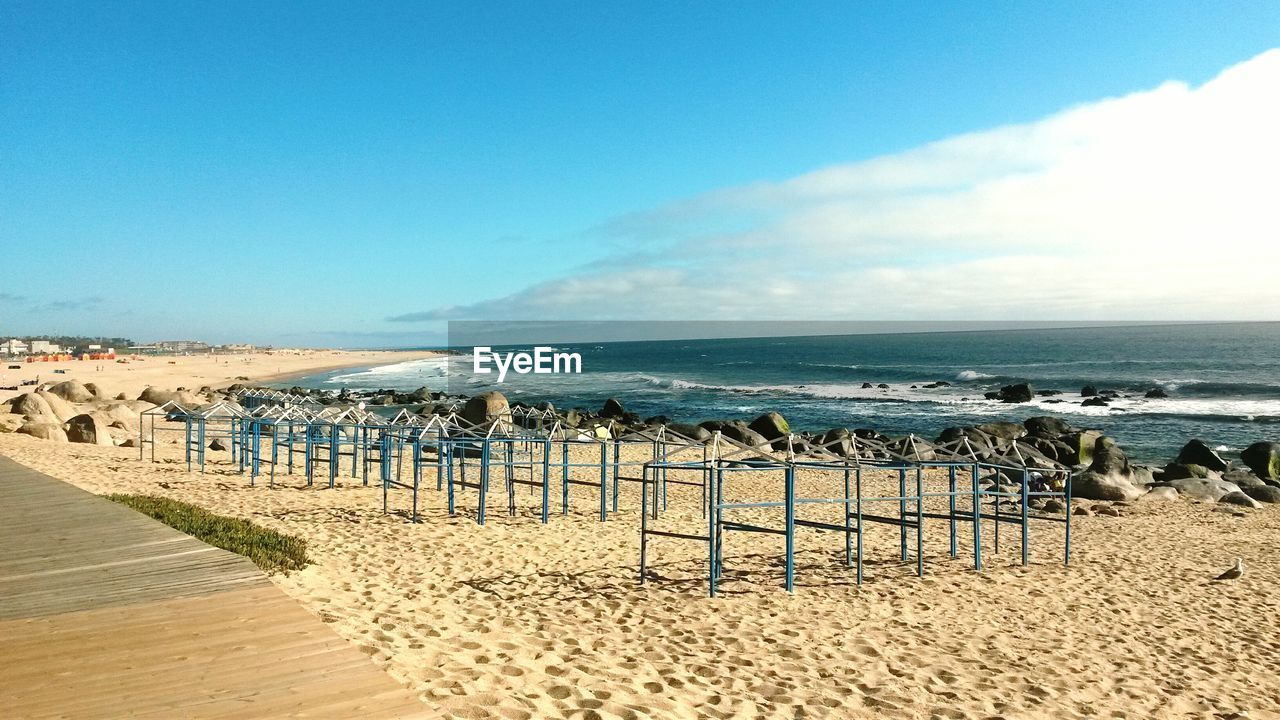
<box><xmin>106</xmin><ymin>494</ymin><xmax>309</xmax><ymax>573</ymax></box>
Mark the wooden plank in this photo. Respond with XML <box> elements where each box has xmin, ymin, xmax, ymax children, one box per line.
<box><xmin>0</xmin><ymin>454</ymin><xmax>432</xmax><ymax>718</ymax></box>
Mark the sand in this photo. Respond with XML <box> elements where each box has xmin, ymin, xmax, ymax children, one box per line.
<box><xmin>0</xmin><ymin>349</ymin><xmax>439</xmax><ymax>405</ymax></box>
<box><xmin>2</xmin><ymin>390</ymin><xmax>1278</xmax><ymax>718</ymax></box>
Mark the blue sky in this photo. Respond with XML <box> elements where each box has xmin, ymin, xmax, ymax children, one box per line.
<box><xmin>3</xmin><ymin>2</ymin><xmax>1278</xmax><ymax>346</ymax></box>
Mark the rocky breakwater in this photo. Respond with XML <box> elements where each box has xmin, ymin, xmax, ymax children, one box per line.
<box><xmin>0</xmin><ymin>379</ymin><xmax>246</xmax><ymax>449</ymax></box>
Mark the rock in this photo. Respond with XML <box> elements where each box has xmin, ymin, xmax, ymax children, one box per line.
<box><xmin>6</xmin><ymin>392</ymin><xmax>56</xmax><ymax>422</ymax></box>
<box><xmin>748</xmin><ymin>412</ymin><xmax>791</xmax><ymax>447</ymax></box>
<box><xmin>853</xmin><ymin>428</ymin><xmax>889</xmax><ymax>442</ymax></box>
<box><xmin>83</xmin><ymin>382</ymin><xmax>111</xmax><ymax>399</ymax></box>
<box><xmin>599</xmin><ymin>398</ymin><xmax>627</xmax><ymax>419</ymax></box>
<box><xmin>1222</xmin><ymin>468</ymin><xmax>1266</xmax><ymax>490</ymax></box>
<box><xmin>1073</xmin><ymin>505</ymin><xmax>1093</xmax><ymax>516</ymax></box>
<box><xmin>1071</xmin><ymin>469</ymin><xmax>1145</xmax><ymax>501</ymax></box>
<box><xmin>209</xmin><ymin>438</ymin><xmax>228</xmax><ymax>451</ymax></box>
<box><xmin>819</xmin><ymin>428</ymin><xmax>854</xmax><ymax>456</ymax></box>
<box><xmin>1041</xmin><ymin>498</ymin><xmax>1067</xmax><ymax>513</ymax></box>
<box><xmin>1095</xmin><ymin>505</ymin><xmax>1122</xmax><ymax>517</ymax></box>
<box><xmin>406</xmin><ymin>386</ymin><xmax>432</xmax><ymax>403</ymax></box>
<box><xmin>987</xmin><ymin>383</ymin><xmax>1032</xmax><ymax>403</ymax></box>
<box><xmin>667</xmin><ymin>423</ymin><xmax>712</xmax><ymax>442</ymax></box>
<box><xmin>562</xmin><ymin>409</ymin><xmax>582</xmax><ymax>428</ymax></box>
<box><xmin>1164</xmin><ymin>476</ymin><xmax>1242</xmax><ymax>502</ymax></box>
<box><xmin>1219</xmin><ymin>491</ymin><xmax>1262</xmax><ymax>509</ymax></box>
<box><xmin>1059</xmin><ymin>430</ymin><xmax>1104</xmax><ymax>466</ymax></box>
<box><xmin>861</xmin><ymin>382</ymin><xmax>873</xmax><ymax>389</ymax></box>
<box><xmin>877</xmin><ymin>383</ymin><xmax>889</xmax><ymax>389</ymax></box>
<box><xmin>0</xmin><ymin>412</ymin><xmax>27</xmax><ymax>432</ymax></box>
<box><xmin>1089</xmin><ymin>437</ymin><xmax>1129</xmax><ymax>475</ymax></box>
<box><xmin>1024</xmin><ymin>416</ymin><xmax>1071</xmax><ymax>438</ymax></box>
<box><xmin>36</xmin><ymin>391</ymin><xmax>76</xmax><ymax>421</ymax></box>
<box><xmin>118</xmin><ymin>437</ymin><xmax>137</xmax><ymax>448</ymax></box>
<box><xmin>1243</xmin><ymin>484</ymin><xmax>1280</xmax><ymax>503</ymax></box>
<box><xmin>1144</xmin><ymin>388</ymin><xmax>1168</xmax><ymax>398</ymax></box>
<box><xmin>1081</xmin><ymin>385</ymin><xmax>1098</xmax><ymax>397</ymax></box>
<box><xmin>462</xmin><ymin>391</ymin><xmax>511</xmax><ymax>426</ymax></box>
<box><xmin>975</xmin><ymin>422</ymin><xmax>1026</xmax><ymax>442</ymax></box>
<box><xmin>138</xmin><ymin>386</ymin><xmax>200</xmax><ymax>407</ymax></box>
<box><xmin>17</xmin><ymin>422</ymin><xmax>68</xmax><ymax>442</ymax></box>
<box><xmin>718</xmin><ymin>421</ymin><xmax>771</xmax><ymax>449</ymax></box>
<box><xmin>66</xmin><ymin>413</ymin><xmax>115</xmax><ymax>446</ymax></box>
<box><xmin>1241</xmin><ymin>442</ymin><xmax>1280</xmax><ymax>481</ymax></box>
<box><xmin>1157</xmin><ymin>463</ymin><xmax>1212</xmax><ymax>481</ymax></box>
<box><xmin>1176</xmin><ymin>439</ymin><xmax>1229</xmax><ymax>472</ymax></box>
<box><xmin>47</xmin><ymin>380</ymin><xmax>95</xmax><ymax>403</ymax></box>
<box><xmin>1144</xmin><ymin>486</ymin><xmax>1180</xmax><ymax>501</ymax></box>
<box><xmin>1081</xmin><ymin>397</ymin><xmax>1109</xmax><ymax>407</ymax></box>
<box><xmin>888</xmin><ymin>436</ymin><xmax>937</xmax><ymax>462</ymax></box>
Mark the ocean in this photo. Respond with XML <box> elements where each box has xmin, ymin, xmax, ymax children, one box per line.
<box><xmin>283</xmin><ymin>322</ymin><xmax>1280</xmax><ymax>464</ymax></box>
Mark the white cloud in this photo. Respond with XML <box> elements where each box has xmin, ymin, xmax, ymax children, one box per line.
<box><xmin>397</xmin><ymin>50</ymin><xmax>1280</xmax><ymax>321</ymax></box>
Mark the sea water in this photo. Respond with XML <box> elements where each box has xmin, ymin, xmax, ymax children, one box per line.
<box><xmin>286</xmin><ymin>322</ymin><xmax>1280</xmax><ymax>464</ymax></box>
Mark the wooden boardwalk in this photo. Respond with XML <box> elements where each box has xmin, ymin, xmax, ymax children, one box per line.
<box><xmin>0</xmin><ymin>455</ymin><xmax>433</xmax><ymax>719</ymax></box>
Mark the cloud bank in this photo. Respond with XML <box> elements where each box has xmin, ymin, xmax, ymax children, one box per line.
<box><xmin>394</xmin><ymin>50</ymin><xmax>1280</xmax><ymax>322</ymax></box>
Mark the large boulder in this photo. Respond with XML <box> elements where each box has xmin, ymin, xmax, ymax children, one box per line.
<box><xmin>47</xmin><ymin>380</ymin><xmax>95</xmax><ymax>403</ymax></box>
<box><xmin>748</xmin><ymin>412</ymin><xmax>790</xmax><ymax>443</ymax></box>
<box><xmin>1072</xmin><ymin>470</ymin><xmax>1145</xmax><ymax>501</ymax></box>
<box><xmin>1089</xmin><ymin>437</ymin><xmax>1129</xmax><ymax>475</ymax></box>
<box><xmin>1241</xmin><ymin>442</ymin><xmax>1280</xmax><ymax>481</ymax></box>
<box><xmin>1219</xmin><ymin>491</ymin><xmax>1262</xmax><ymax>509</ymax></box>
<box><xmin>888</xmin><ymin>435</ymin><xmax>937</xmax><ymax>462</ymax></box>
<box><xmin>6</xmin><ymin>392</ymin><xmax>57</xmax><ymax>422</ymax></box>
<box><xmin>1061</xmin><ymin>430</ymin><xmax>1105</xmax><ymax>466</ymax></box>
<box><xmin>17</xmin><ymin>422</ymin><xmax>68</xmax><ymax>442</ymax></box>
<box><xmin>985</xmin><ymin>383</ymin><xmax>1033</xmax><ymax>403</ymax></box>
<box><xmin>1024</xmin><ymin>416</ymin><xmax>1071</xmax><ymax>438</ymax></box>
<box><xmin>975</xmin><ymin>422</ymin><xmax>1026</xmax><ymax>443</ymax></box>
<box><xmin>36</xmin><ymin>391</ymin><xmax>77</xmax><ymax>422</ymax></box>
<box><xmin>66</xmin><ymin>413</ymin><xmax>115</xmax><ymax>446</ymax></box>
<box><xmin>83</xmin><ymin>382</ymin><xmax>112</xmax><ymax>400</ymax></box>
<box><xmin>667</xmin><ymin>423</ymin><xmax>712</xmax><ymax>442</ymax></box>
<box><xmin>1243</xmin><ymin>484</ymin><xmax>1280</xmax><ymax>503</ymax></box>
<box><xmin>97</xmin><ymin>402</ymin><xmax>142</xmax><ymax>431</ymax></box>
<box><xmin>599</xmin><ymin>398</ymin><xmax>627</xmax><ymax>419</ymax></box>
<box><xmin>462</xmin><ymin>391</ymin><xmax>511</xmax><ymax>426</ymax></box>
<box><xmin>1157</xmin><ymin>463</ymin><xmax>1212</xmax><ymax>481</ymax></box>
<box><xmin>819</xmin><ymin>428</ymin><xmax>854</xmax><ymax>456</ymax></box>
<box><xmin>702</xmin><ymin>420</ymin><xmax>770</xmax><ymax>449</ymax></box>
<box><xmin>137</xmin><ymin>386</ymin><xmax>201</xmax><ymax>408</ymax></box>
<box><xmin>1222</xmin><ymin>468</ymin><xmax>1266</xmax><ymax>490</ymax></box>
<box><xmin>0</xmin><ymin>412</ymin><xmax>26</xmax><ymax>433</ymax></box>
<box><xmin>1175</xmin><ymin>439</ymin><xmax>1229</xmax><ymax>473</ymax></box>
<box><xmin>1164</xmin><ymin>476</ymin><xmax>1241</xmax><ymax>502</ymax></box>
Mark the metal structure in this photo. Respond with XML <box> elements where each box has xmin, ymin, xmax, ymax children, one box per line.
<box><xmin>639</xmin><ymin>431</ymin><xmax>1072</xmax><ymax>596</ymax></box>
<box><xmin>149</xmin><ymin>388</ymin><xmax>1075</xmax><ymax>597</ymax></box>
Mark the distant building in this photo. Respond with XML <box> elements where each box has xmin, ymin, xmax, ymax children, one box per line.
<box><xmin>1</xmin><ymin>339</ymin><xmax>28</xmax><ymax>355</ymax></box>
<box><xmin>154</xmin><ymin>340</ymin><xmax>210</xmax><ymax>353</ymax></box>
<box><xmin>219</xmin><ymin>343</ymin><xmax>257</xmax><ymax>353</ymax></box>
<box><xmin>30</xmin><ymin>340</ymin><xmax>62</xmax><ymax>354</ymax></box>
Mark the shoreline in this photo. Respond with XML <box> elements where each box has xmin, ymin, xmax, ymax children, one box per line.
<box><xmin>0</xmin><ymin>349</ymin><xmax>440</xmax><ymax>405</ymax></box>
<box><xmin>228</xmin><ymin>354</ymin><xmax>438</xmax><ymax>389</ymax></box>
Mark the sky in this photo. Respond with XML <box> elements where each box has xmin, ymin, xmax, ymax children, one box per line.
<box><xmin>2</xmin><ymin>2</ymin><xmax>1278</xmax><ymax>347</ymax></box>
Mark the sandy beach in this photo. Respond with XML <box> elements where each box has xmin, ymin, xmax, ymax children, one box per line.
<box><xmin>1</xmin><ymin>370</ymin><xmax>1278</xmax><ymax>719</ymax></box>
<box><xmin>0</xmin><ymin>349</ymin><xmax>438</xmax><ymax>405</ymax></box>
